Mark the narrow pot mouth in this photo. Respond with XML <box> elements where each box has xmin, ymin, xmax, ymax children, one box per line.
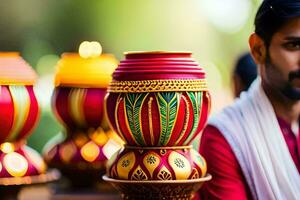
<box><xmin>113</xmin><ymin>51</ymin><xmax>206</xmax><ymax>81</ymax></box>
<box><xmin>123</xmin><ymin>51</ymin><xmax>193</xmax><ymax>62</ymax></box>
<box><xmin>124</xmin><ymin>51</ymin><xmax>192</xmax><ymax>56</ymax></box>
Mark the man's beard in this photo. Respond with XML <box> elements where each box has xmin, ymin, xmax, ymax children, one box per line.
<box><xmin>281</xmin><ymin>73</ymin><xmax>300</xmax><ymax>100</ymax></box>
<box><xmin>265</xmin><ymin>52</ymin><xmax>300</xmax><ymax>100</ymax></box>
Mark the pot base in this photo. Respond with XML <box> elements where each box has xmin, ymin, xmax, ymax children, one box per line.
<box><xmin>44</xmin><ymin>133</ymin><xmax>122</xmax><ymax>187</ymax></box>
<box><xmin>103</xmin><ymin>174</ymin><xmax>211</xmax><ymax>200</ymax></box>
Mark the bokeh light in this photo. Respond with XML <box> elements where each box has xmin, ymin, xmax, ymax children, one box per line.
<box><xmin>0</xmin><ymin>143</ymin><xmax>15</xmax><ymax>154</ymax></box>
<box><xmin>198</xmin><ymin>0</ymin><xmax>252</xmax><ymax>33</ymax></box>
<box><xmin>79</xmin><ymin>41</ymin><xmax>102</xmax><ymax>58</ymax></box>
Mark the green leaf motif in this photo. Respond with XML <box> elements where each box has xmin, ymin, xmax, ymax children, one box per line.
<box><xmin>185</xmin><ymin>92</ymin><xmax>203</xmax><ymax>143</ymax></box>
<box><xmin>157</xmin><ymin>92</ymin><xmax>179</xmax><ymax>145</ymax></box>
<box><xmin>125</xmin><ymin>93</ymin><xmax>148</xmax><ymax>145</ymax></box>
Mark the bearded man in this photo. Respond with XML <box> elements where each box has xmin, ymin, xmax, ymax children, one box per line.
<box><xmin>200</xmin><ymin>0</ymin><xmax>300</xmax><ymax>199</ymax></box>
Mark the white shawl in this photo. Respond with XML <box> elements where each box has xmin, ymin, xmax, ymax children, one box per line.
<box><xmin>209</xmin><ymin>78</ymin><xmax>300</xmax><ymax>200</ymax></box>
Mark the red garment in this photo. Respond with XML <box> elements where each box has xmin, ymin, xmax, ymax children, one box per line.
<box><xmin>197</xmin><ymin>118</ymin><xmax>300</xmax><ymax>200</ymax></box>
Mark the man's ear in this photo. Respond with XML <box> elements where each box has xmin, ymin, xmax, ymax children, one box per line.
<box><xmin>249</xmin><ymin>33</ymin><xmax>266</xmax><ymax>65</ymax></box>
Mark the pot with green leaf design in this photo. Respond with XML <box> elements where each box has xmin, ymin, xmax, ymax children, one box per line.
<box><xmin>105</xmin><ymin>51</ymin><xmax>210</xmax><ymax>147</ymax></box>
<box><xmin>104</xmin><ymin>51</ymin><xmax>212</xmax><ymax>199</ymax></box>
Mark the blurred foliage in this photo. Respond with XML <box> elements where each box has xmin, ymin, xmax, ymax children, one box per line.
<box><xmin>29</xmin><ymin>111</ymin><xmax>63</xmax><ymax>153</ymax></box>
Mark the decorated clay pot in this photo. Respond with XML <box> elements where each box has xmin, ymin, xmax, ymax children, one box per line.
<box><xmin>0</xmin><ymin>52</ymin><xmax>49</xmax><ymax>179</ymax></box>
<box><xmin>105</xmin><ymin>51</ymin><xmax>210</xmax><ymax>146</ymax></box>
<box><xmin>0</xmin><ymin>53</ymin><xmax>39</xmax><ymax>144</ymax></box>
<box><xmin>108</xmin><ymin>146</ymin><xmax>206</xmax><ymax>181</ymax></box>
<box><xmin>51</xmin><ymin>52</ymin><xmax>118</xmax><ymax>132</ymax></box>
<box><xmin>43</xmin><ymin>50</ymin><xmax>122</xmax><ymax>187</ymax></box>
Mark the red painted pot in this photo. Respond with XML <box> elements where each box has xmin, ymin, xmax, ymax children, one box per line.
<box><xmin>105</xmin><ymin>52</ymin><xmax>210</xmax><ymax>146</ymax></box>
<box><xmin>0</xmin><ymin>53</ymin><xmax>39</xmax><ymax>143</ymax></box>
<box><xmin>51</xmin><ymin>53</ymin><xmax>118</xmax><ymax>134</ymax></box>
<box><xmin>0</xmin><ymin>52</ymin><xmax>46</xmax><ymax>179</ymax></box>
<box><xmin>45</xmin><ymin>52</ymin><xmax>121</xmax><ymax>187</ymax></box>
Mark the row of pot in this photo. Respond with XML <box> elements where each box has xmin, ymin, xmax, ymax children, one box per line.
<box><xmin>0</xmin><ymin>50</ymin><xmax>211</xmax><ymax>199</ymax></box>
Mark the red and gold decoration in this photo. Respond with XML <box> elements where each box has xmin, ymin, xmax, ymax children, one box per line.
<box><xmin>43</xmin><ymin>42</ymin><xmax>122</xmax><ymax>187</ymax></box>
<box><xmin>104</xmin><ymin>51</ymin><xmax>212</xmax><ymax>199</ymax></box>
<box><xmin>108</xmin><ymin>146</ymin><xmax>207</xmax><ymax>181</ymax></box>
<box><xmin>0</xmin><ymin>52</ymin><xmax>59</xmax><ymax>196</ymax></box>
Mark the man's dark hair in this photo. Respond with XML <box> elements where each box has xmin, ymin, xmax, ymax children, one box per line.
<box><xmin>234</xmin><ymin>53</ymin><xmax>257</xmax><ymax>91</ymax></box>
<box><xmin>255</xmin><ymin>0</ymin><xmax>300</xmax><ymax>46</ymax></box>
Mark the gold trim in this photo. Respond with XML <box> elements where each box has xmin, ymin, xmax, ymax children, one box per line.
<box><xmin>207</xmin><ymin>92</ymin><xmax>212</xmax><ymax>115</ymax></box>
<box><xmin>124</xmin><ymin>145</ymin><xmax>192</xmax><ymax>150</ymax></box>
<box><xmin>102</xmin><ymin>173</ymin><xmax>212</xmax><ymax>184</ymax></box>
<box><xmin>108</xmin><ymin>79</ymin><xmax>208</xmax><ymax>93</ymax></box>
<box><xmin>148</xmin><ymin>97</ymin><xmax>154</xmax><ymax>145</ymax></box>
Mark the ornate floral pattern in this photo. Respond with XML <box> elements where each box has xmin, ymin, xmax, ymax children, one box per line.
<box><xmin>108</xmin><ymin>147</ymin><xmax>206</xmax><ymax>180</ymax></box>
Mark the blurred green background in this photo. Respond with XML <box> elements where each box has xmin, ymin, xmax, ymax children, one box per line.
<box><xmin>0</xmin><ymin>0</ymin><xmax>262</xmax><ymax>152</ymax></box>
